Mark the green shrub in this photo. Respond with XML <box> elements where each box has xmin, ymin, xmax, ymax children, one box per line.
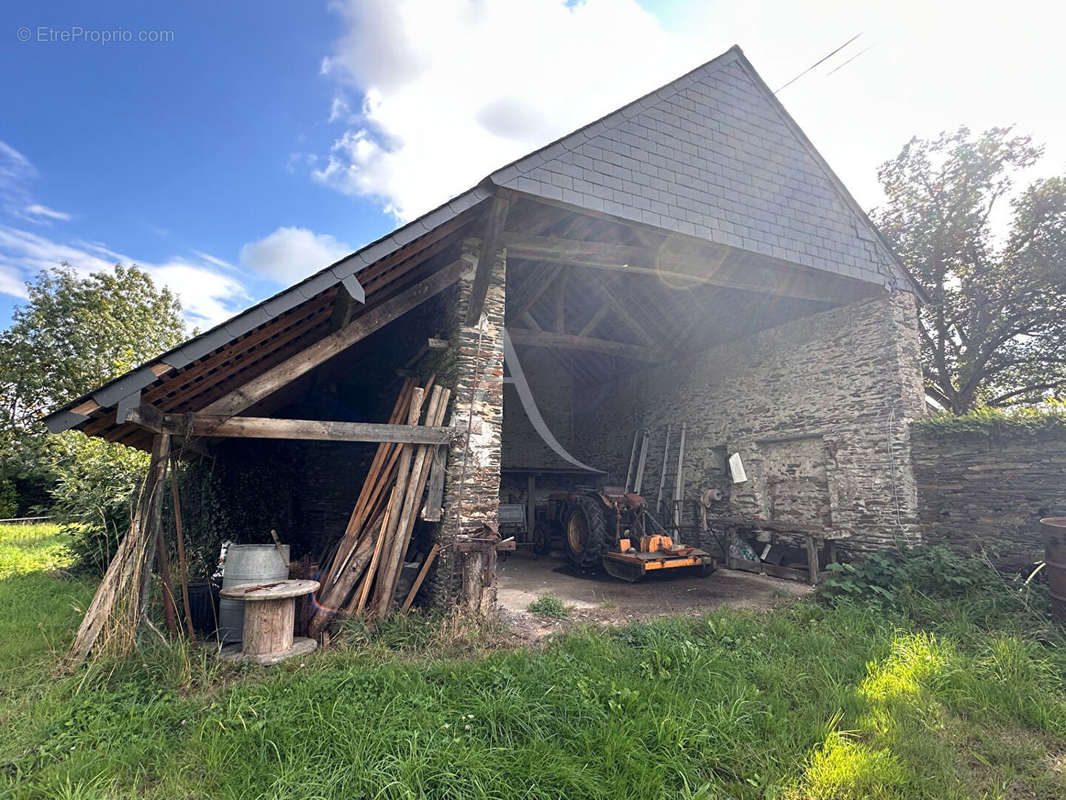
<box><xmin>528</xmin><ymin>593</ymin><xmax>568</xmax><ymax>619</ymax></box>
<box><xmin>0</xmin><ymin>477</ymin><xmax>16</xmax><ymax>519</ymax></box>
<box><xmin>47</xmin><ymin>433</ymin><xmax>147</xmax><ymax>573</ymax></box>
<box><xmin>821</xmin><ymin>545</ymin><xmax>1047</xmax><ymax>622</ymax></box>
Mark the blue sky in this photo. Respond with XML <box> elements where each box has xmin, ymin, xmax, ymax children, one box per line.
<box><xmin>3</xmin><ymin>0</ymin><xmax>1064</xmax><ymax>331</ymax></box>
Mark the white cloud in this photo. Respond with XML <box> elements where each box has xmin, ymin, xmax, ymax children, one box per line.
<box><xmin>314</xmin><ymin>0</ymin><xmax>707</xmax><ymax>220</ymax></box>
<box><xmin>0</xmin><ymin>264</ymin><xmax>27</xmax><ymax>299</ymax></box>
<box><xmin>145</xmin><ymin>261</ymin><xmax>249</xmax><ymax>329</ymax></box>
<box><xmin>191</xmin><ymin>250</ymin><xmax>236</xmax><ymax>270</ymax></box>
<box><xmin>0</xmin><ymin>224</ymin><xmax>251</xmax><ymax>329</ymax></box>
<box><xmin>313</xmin><ymin>0</ymin><xmax>1066</xmax><ymax>223</ymax></box>
<box><xmin>239</xmin><ymin>226</ymin><xmax>352</xmax><ymax>283</ymax></box>
<box><xmin>23</xmin><ymin>203</ymin><xmax>72</xmax><ymax>223</ymax></box>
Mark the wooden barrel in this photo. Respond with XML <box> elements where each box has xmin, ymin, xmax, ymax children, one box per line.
<box><xmin>1041</xmin><ymin>518</ymin><xmax>1066</xmax><ymax>622</ymax></box>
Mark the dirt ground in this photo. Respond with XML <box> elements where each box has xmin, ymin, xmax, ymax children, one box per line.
<box><xmin>495</xmin><ymin>550</ymin><xmax>813</xmax><ymax>640</ymax></box>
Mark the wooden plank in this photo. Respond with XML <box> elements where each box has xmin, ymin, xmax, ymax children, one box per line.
<box><xmin>145</xmin><ymin>414</ymin><xmax>452</xmax><ymax>445</ymax></box>
<box><xmin>506</xmin><ymin>327</ymin><xmax>661</xmax><ymax>362</ymax></box>
<box><xmin>502</xmin><ymin>233</ymin><xmax>865</xmax><ymax>303</ymax></box>
<box><xmin>71</xmin><ymin>399</ymin><xmax>101</xmax><ymax>416</ymax></box>
<box><xmin>200</xmin><ymin>258</ymin><xmax>467</xmax><ymax>419</ymax></box>
<box><xmin>365</xmin><ymin>388</ymin><xmax>426</xmax><ymax>616</ymax></box>
<box><xmin>727</xmin><ymin>556</ymin><xmax>812</xmax><ymax>583</ymax></box>
<box><xmin>400</xmin><ymin>544</ymin><xmax>440</xmax><ymax>612</ymax></box>
<box><xmin>372</xmin><ymin>386</ymin><xmax>447</xmax><ymax>617</ymax></box>
<box><xmin>465</xmin><ymin>194</ymin><xmax>511</xmax><ymax>326</ymax></box>
<box><xmin>421</xmin><ymin>445</ymin><xmax>448</xmax><ymax>522</ymax></box>
<box><xmin>322</xmin><ymin>380</ymin><xmax>415</xmax><ymax>591</ymax></box>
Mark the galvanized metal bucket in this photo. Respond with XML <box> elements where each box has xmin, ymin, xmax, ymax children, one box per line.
<box><xmin>1041</xmin><ymin>518</ymin><xmax>1066</xmax><ymax>623</ymax></box>
<box><xmin>217</xmin><ymin>544</ymin><xmax>290</xmax><ymax>643</ymax></box>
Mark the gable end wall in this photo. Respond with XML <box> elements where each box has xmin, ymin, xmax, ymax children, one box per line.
<box><xmin>573</xmin><ymin>291</ymin><xmax>926</xmax><ymax>553</ymax></box>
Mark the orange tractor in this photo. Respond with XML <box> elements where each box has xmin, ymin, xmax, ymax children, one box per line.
<box><xmin>532</xmin><ymin>488</ymin><xmax>714</xmax><ymax>582</ymax></box>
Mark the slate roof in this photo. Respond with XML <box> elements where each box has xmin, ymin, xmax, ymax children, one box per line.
<box><xmin>44</xmin><ymin>44</ymin><xmax>918</xmax><ymax>434</ymax></box>
<box><xmin>490</xmin><ymin>45</ymin><xmax>912</xmax><ymax>291</ymax></box>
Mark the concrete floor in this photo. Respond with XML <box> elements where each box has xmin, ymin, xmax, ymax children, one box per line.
<box><xmin>496</xmin><ymin>550</ymin><xmax>813</xmax><ymax>626</ymax></box>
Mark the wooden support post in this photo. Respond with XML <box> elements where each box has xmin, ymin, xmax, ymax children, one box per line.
<box><xmin>169</xmin><ymin>462</ymin><xmax>194</xmax><ymax>638</ymax></box>
<box><xmin>461</xmin><ymin>550</ymin><xmax>485</xmax><ymax>613</ymax></box>
<box><xmin>806</xmin><ymin>536</ymin><xmax>821</xmax><ymax>586</ymax></box>
<box><xmin>139</xmin><ymin>433</ymin><xmax>171</xmax><ymax>626</ymax></box>
<box><xmin>465</xmin><ymin>194</ymin><xmax>510</xmax><ymax>326</ymax></box>
<box><xmin>526</xmin><ymin>474</ymin><xmax>536</xmax><ymax>541</ymax></box>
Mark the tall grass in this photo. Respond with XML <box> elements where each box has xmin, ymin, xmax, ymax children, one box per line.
<box><xmin>1</xmin><ymin>524</ymin><xmax>1065</xmax><ymax>799</ymax></box>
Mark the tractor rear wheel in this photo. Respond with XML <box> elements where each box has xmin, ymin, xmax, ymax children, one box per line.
<box><xmin>565</xmin><ymin>496</ymin><xmax>608</xmax><ymax>570</ymax></box>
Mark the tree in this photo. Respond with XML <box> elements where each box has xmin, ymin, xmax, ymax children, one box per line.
<box><xmin>0</xmin><ymin>265</ymin><xmax>185</xmax><ymax>441</ymax></box>
<box><xmin>0</xmin><ymin>265</ymin><xmax>186</xmax><ymax>536</ymax></box>
<box><xmin>873</xmin><ymin>127</ymin><xmax>1066</xmax><ymax>413</ymax></box>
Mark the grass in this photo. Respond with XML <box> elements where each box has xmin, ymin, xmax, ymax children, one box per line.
<box><xmin>1</xmin><ymin>523</ymin><xmax>1065</xmax><ymax>798</ymax></box>
<box><xmin>528</xmin><ymin>593</ymin><xmax>569</xmax><ymax>619</ymax></box>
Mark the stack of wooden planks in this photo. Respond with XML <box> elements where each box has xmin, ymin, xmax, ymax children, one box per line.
<box><xmin>309</xmin><ymin>377</ymin><xmax>449</xmax><ymax>637</ymax></box>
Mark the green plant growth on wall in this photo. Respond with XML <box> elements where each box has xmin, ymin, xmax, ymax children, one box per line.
<box><xmin>913</xmin><ymin>402</ymin><xmax>1066</xmax><ymax>439</ymax></box>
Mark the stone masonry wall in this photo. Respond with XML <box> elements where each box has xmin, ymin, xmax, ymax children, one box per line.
<box><xmin>430</xmin><ymin>239</ymin><xmax>506</xmax><ymax>606</ymax></box>
<box><xmin>913</xmin><ymin>424</ymin><xmax>1066</xmax><ymax>570</ymax></box>
<box><xmin>573</xmin><ymin>291</ymin><xmax>927</xmax><ymax>553</ymax></box>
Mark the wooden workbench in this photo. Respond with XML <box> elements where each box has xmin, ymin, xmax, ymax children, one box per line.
<box><xmin>708</xmin><ymin>516</ymin><xmax>851</xmax><ymax>585</ymax></box>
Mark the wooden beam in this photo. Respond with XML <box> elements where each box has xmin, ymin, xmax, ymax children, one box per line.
<box><xmin>519</xmin><ymin>311</ymin><xmax>542</xmax><ymax>331</ymax></box>
<box><xmin>201</xmin><ymin>257</ymin><xmax>468</xmax><ymax>419</ymax></box>
<box><xmin>578</xmin><ymin>303</ymin><xmax>610</xmax><ymax>337</ymax></box>
<box><xmin>595</xmin><ymin>281</ymin><xmax>658</xmax><ymax>346</ymax></box>
<box><xmin>465</xmin><ymin>194</ymin><xmax>511</xmax><ymax>326</ymax></box>
<box><xmin>502</xmin><ymin>233</ymin><xmax>871</xmax><ymax>303</ymax></box>
<box><xmin>131</xmin><ymin>411</ymin><xmax>454</xmax><ymax>444</ymax></box>
<box><xmin>507</xmin><ymin>327</ymin><xmax>662</xmax><ymax>362</ymax></box>
<box><xmin>510</xmin><ymin>263</ymin><xmax>562</xmax><ymax>318</ymax></box>
<box><xmin>329</xmin><ymin>275</ymin><xmax>365</xmax><ymax>330</ymax></box>
<box><xmin>554</xmin><ymin>270</ymin><xmax>568</xmax><ymax>333</ymax></box>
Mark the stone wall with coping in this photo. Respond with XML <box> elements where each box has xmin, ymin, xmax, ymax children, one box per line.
<box><xmin>912</xmin><ymin>422</ymin><xmax>1066</xmax><ymax>569</ymax></box>
<box><xmin>572</xmin><ymin>291</ymin><xmax>926</xmax><ymax>553</ymax></box>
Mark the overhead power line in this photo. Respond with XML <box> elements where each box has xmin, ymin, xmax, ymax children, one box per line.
<box><xmin>774</xmin><ymin>33</ymin><xmax>862</xmax><ymax>93</ymax></box>
<box><xmin>827</xmin><ymin>44</ymin><xmax>875</xmax><ymax>76</ymax></box>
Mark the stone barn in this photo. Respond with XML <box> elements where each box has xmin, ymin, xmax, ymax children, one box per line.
<box><xmin>46</xmin><ymin>46</ymin><xmax>927</xmax><ymax>620</ymax></box>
